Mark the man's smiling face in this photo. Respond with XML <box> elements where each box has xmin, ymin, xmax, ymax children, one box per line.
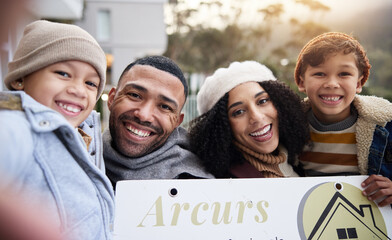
<box><xmin>107</xmin><ymin>65</ymin><xmax>185</xmax><ymax>157</ymax></box>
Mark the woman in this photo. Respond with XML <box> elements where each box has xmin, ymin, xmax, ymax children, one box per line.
<box><xmin>189</xmin><ymin>61</ymin><xmax>309</xmax><ymax>178</ymax></box>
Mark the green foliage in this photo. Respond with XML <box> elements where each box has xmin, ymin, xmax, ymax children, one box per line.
<box><xmin>367</xmin><ymin>48</ymin><xmax>392</xmax><ymax>88</ymax></box>
<box><xmin>165</xmin><ymin>0</ymin><xmax>392</xmax><ymax>100</ymax></box>
<box><xmin>295</xmin><ymin>0</ymin><xmax>330</xmax><ymax>11</ymax></box>
<box><xmin>165</xmin><ymin>25</ymin><xmax>262</xmax><ymax>74</ymax></box>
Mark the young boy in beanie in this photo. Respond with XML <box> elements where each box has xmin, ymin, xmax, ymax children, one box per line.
<box><xmin>294</xmin><ymin>32</ymin><xmax>392</xmax><ymax>207</ymax></box>
<box><xmin>0</xmin><ymin>20</ymin><xmax>114</xmax><ymax>239</ymax></box>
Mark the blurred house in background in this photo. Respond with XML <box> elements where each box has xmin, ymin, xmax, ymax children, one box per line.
<box><xmin>77</xmin><ymin>0</ymin><xmax>167</xmax><ymax>87</ymax></box>
<box><xmin>0</xmin><ymin>0</ymin><xmax>85</xmax><ymax>91</ymax></box>
<box><xmin>0</xmin><ymin>0</ymin><xmax>168</xmax><ymax>128</ymax></box>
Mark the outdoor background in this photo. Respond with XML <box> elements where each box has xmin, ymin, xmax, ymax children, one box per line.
<box><xmin>162</xmin><ymin>0</ymin><xmax>392</xmax><ymax>126</ymax></box>
<box><xmin>1</xmin><ymin>0</ymin><xmax>391</xmax><ymax>128</ymax></box>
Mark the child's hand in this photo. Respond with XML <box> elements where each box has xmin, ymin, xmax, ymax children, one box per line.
<box><xmin>361</xmin><ymin>174</ymin><xmax>392</xmax><ymax>207</ymax></box>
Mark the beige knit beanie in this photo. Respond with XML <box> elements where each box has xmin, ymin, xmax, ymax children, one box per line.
<box><xmin>4</xmin><ymin>20</ymin><xmax>107</xmax><ymax>100</ymax></box>
<box><xmin>197</xmin><ymin>61</ymin><xmax>277</xmax><ymax>115</ymax></box>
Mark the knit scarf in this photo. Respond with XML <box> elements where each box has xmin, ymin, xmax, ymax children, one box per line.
<box><xmin>103</xmin><ymin>127</ymin><xmax>214</xmax><ymax>184</ymax></box>
<box><xmin>234</xmin><ymin>141</ymin><xmax>286</xmax><ymax>178</ymax></box>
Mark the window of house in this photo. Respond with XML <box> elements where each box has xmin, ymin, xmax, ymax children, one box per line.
<box><xmin>337</xmin><ymin>228</ymin><xmax>358</xmax><ymax>239</ymax></box>
<box><xmin>97</xmin><ymin>9</ymin><xmax>111</xmax><ymax>42</ymax></box>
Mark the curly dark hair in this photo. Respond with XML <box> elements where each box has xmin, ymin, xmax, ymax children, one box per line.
<box><xmin>188</xmin><ymin>80</ymin><xmax>310</xmax><ymax>178</ymax></box>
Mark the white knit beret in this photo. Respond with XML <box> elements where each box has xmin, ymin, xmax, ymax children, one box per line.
<box><xmin>4</xmin><ymin>20</ymin><xmax>107</xmax><ymax>100</ymax></box>
<box><xmin>197</xmin><ymin>61</ymin><xmax>277</xmax><ymax>115</ymax></box>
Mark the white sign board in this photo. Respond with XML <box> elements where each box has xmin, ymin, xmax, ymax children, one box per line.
<box><xmin>114</xmin><ymin>176</ymin><xmax>392</xmax><ymax>240</ymax></box>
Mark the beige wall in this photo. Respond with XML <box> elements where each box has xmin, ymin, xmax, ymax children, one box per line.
<box><xmin>76</xmin><ymin>0</ymin><xmax>168</xmax><ymax>87</ymax></box>
<box><xmin>0</xmin><ymin>0</ymin><xmax>85</xmax><ymax>90</ymax></box>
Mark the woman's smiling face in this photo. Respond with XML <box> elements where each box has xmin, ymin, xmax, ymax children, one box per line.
<box><xmin>227</xmin><ymin>81</ymin><xmax>279</xmax><ymax>154</ymax></box>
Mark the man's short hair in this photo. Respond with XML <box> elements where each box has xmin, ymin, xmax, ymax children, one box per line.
<box><xmin>119</xmin><ymin>55</ymin><xmax>188</xmax><ymax>98</ymax></box>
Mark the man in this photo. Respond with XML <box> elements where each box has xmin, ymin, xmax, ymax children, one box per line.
<box><xmin>103</xmin><ymin>56</ymin><xmax>213</xmax><ymax>186</ymax></box>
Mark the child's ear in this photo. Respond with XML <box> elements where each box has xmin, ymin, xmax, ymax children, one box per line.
<box><xmin>356</xmin><ymin>76</ymin><xmax>363</xmax><ymax>94</ymax></box>
<box><xmin>10</xmin><ymin>79</ymin><xmax>24</xmax><ymax>90</ymax></box>
<box><xmin>297</xmin><ymin>76</ymin><xmax>306</xmax><ymax>93</ymax></box>
<box><xmin>107</xmin><ymin>87</ymin><xmax>117</xmax><ymax>109</ymax></box>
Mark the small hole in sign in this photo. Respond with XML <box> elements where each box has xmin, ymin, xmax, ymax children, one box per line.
<box><xmin>334</xmin><ymin>182</ymin><xmax>343</xmax><ymax>192</ymax></box>
<box><xmin>169</xmin><ymin>188</ymin><xmax>178</xmax><ymax>197</ymax></box>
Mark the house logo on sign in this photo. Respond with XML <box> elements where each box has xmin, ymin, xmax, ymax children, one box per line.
<box><xmin>297</xmin><ymin>181</ymin><xmax>390</xmax><ymax>240</ymax></box>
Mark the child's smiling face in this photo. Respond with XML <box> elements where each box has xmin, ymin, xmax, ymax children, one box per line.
<box><xmin>298</xmin><ymin>51</ymin><xmax>363</xmax><ymax>124</ymax></box>
<box><xmin>13</xmin><ymin>60</ymin><xmax>100</xmax><ymax>127</ymax></box>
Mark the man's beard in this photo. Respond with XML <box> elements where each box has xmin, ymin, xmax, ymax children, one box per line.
<box><xmin>109</xmin><ymin>112</ymin><xmax>168</xmax><ymax>158</ymax></box>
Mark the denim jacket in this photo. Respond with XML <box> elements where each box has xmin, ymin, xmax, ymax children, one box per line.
<box><xmin>302</xmin><ymin>95</ymin><xmax>392</xmax><ymax>179</ymax></box>
<box><xmin>0</xmin><ymin>91</ymin><xmax>114</xmax><ymax>240</ymax></box>
<box><xmin>366</xmin><ymin>113</ymin><xmax>392</xmax><ymax>179</ymax></box>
